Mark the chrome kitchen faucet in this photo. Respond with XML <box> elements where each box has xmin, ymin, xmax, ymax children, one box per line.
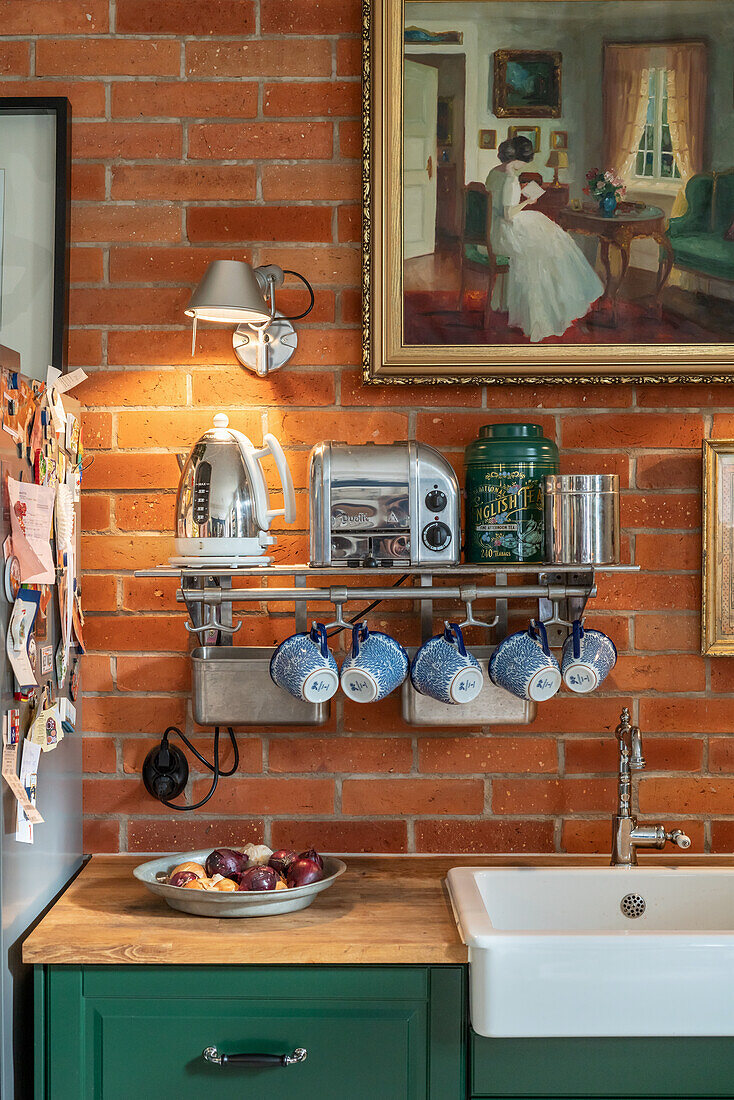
<box><xmin>610</xmin><ymin>708</ymin><xmax>692</xmax><ymax>866</ymax></box>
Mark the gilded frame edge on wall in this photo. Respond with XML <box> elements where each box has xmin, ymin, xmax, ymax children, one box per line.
<box><xmin>702</xmin><ymin>439</ymin><xmax>734</xmax><ymax>656</ymax></box>
<box><xmin>362</xmin><ymin>0</ymin><xmax>734</xmax><ymax>385</ymax></box>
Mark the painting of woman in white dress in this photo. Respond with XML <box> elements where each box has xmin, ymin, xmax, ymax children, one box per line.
<box><xmin>485</xmin><ymin>136</ymin><xmax>603</xmax><ymax>342</ymax></box>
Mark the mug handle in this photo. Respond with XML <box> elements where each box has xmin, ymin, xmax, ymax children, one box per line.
<box><xmin>351</xmin><ymin>621</ymin><xmax>369</xmax><ymax>659</ymax></box>
<box><xmin>529</xmin><ymin>619</ymin><xmax>552</xmax><ymax>657</ymax></box>
<box><xmin>572</xmin><ymin>619</ymin><xmax>584</xmax><ymax>660</ymax></box>
<box><xmin>310</xmin><ymin>622</ymin><xmax>330</xmax><ymax>659</ymax></box>
<box><xmin>444</xmin><ymin>622</ymin><xmax>468</xmax><ymax>657</ymax></box>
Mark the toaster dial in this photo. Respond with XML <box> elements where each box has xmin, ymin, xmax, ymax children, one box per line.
<box><xmin>425</xmin><ymin>489</ymin><xmax>447</xmax><ymax>513</ymax></box>
<box><xmin>421</xmin><ymin>520</ymin><xmax>452</xmax><ymax>552</ymax></box>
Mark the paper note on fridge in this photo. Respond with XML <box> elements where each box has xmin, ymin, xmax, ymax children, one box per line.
<box><xmin>522</xmin><ymin>181</ymin><xmax>545</xmax><ymax>202</ymax></box>
<box><xmin>7</xmin><ymin>477</ymin><xmax>55</xmax><ymax>583</ymax></box>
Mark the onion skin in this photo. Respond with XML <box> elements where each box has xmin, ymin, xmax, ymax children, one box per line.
<box><xmin>298</xmin><ymin>848</ymin><xmax>324</xmax><ymax>871</ymax></box>
<box><xmin>205</xmin><ymin>848</ymin><xmax>248</xmax><ymax>880</ymax></box>
<box><xmin>237</xmin><ymin>866</ymin><xmax>278</xmax><ymax>892</ymax></box>
<box><xmin>269</xmin><ymin>849</ymin><xmax>297</xmax><ymax>875</ymax></box>
<box><xmin>168</xmin><ymin>870</ymin><xmax>199</xmax><ymax>888</ymax></box>
<box><xmin>170</xmin><ymin>861</ymin><xmax>206</xmax><ymax>879</ymax></box>
<box><xmin>286</xmin><ymin>857</ymin><xmax>324</xmax><ymax>888</ymax></box>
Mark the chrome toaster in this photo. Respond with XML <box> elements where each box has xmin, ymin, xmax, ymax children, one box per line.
<box><xmin>308</xmin><ymin>441</ymin><xmax>460</xmax><ymax>566</ymax></box>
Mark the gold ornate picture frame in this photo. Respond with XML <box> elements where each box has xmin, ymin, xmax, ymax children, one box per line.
<box><xmin>702</xmin><ymin>439</ymin><xmax>734</xmax><ymax>656</ymax></box>
<box><xmin>363</xmin><ymin>0</ymin><xmax>734</xmax><ymax>384</ymax></box>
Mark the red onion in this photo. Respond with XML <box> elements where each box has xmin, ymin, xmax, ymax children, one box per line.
<box><xmin>237</xmin><ymin>866</ymin><xmax>278</xmax><ymax>892</ymax></box>
<box><xmin>287</xmin><ymin>857</ymin><xmax>324</xmax><ymax>888</ymax></box>
<box><xmin>168</xmin><ymin>870</ymin><xmax>199</xmax><ymax>888</ymax></box>
<box><xmin>298</xmin><ymin>848</ymin><xmax>324</xmax><ymax>871</ymax></box>
<box><xmin>269</xmin><ymin>849</ymin><xmax>297</xmax><ymax>875</ymax></box>
<box><xmin>205</xmin><ymin>848</ymin><xmax>248</xmax><ymax>880</ymax></box>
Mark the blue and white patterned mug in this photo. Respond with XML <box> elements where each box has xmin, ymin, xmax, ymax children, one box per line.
<box><xmin>270</xmin><ymin>622</ymin><xmax>339</xmax><ymax>703</ymax></box>
<box><xmin>340</xmin><ymin>622</ymin><xmax>409</xmax><ymax>703</ymax></box>
<box><xmin>561</xmin><ymin>620</ymin><xmax>617</xmax><ymax>694</ymax></box>
<box><xmin>410</xmin><ymin>622</ymin><xmax>484</xmax><ymax>705</ymax></box>
<box><xmin>489</xmin><ymin>620</ymin><xmax>561</xmax><ymax>702</ymax></box>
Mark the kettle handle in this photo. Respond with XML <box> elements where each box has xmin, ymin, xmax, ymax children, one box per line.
<box><xmin>228</xmin><ymin>429</ymin><xmax>273</xmax><ymax>531</ymax></box>
<box><xmin>254</xmin><ymin>434</ymin><xmax>296</xmax><ymax>525</ymax></box>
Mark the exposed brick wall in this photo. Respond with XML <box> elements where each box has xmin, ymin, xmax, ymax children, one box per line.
<box><xmin>3</xmin><ymin>1</ymin><xmax>732</xmax><ymax>855</ymax></box>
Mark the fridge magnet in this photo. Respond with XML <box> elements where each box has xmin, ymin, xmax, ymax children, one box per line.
<box><xmin>6</xmin><ymin>708</ymin><xmax>20</xmax><ymax>746</ymax></box>
<box><xmin>6</xmin><ymin>588</ymin><xmax>41</xmax><ymax>691</ymax></box>
<box><xmin>16</xmin><ymin>738</ymin><xmax>41</xmax><ymax>843</ymax></box>
<box><xmin>4</xmin><ymin>554</ymin><xmax>21</xmax><ymax>602</ymax></box>
<box><xmin>39</xmin><ymin>644</ymin><xmax>53</xmax><ymax>676</ymax></box>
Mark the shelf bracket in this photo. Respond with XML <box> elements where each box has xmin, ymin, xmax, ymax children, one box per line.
<box><xmin>538</xmin><ymin>570</ymin><xmax>596</xmax><ymax>647</ymax></box>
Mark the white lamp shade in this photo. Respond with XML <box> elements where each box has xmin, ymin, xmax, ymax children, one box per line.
<box><xmin>185</xmin><ymin>260</ymin><xmax>271</xmax><ymax>325</ymax></box>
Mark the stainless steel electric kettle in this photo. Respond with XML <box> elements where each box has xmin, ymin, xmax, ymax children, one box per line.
<box><xmin>172</xmin><ymin>413</ymin><xmax>296</xmax><ymax>565</ymax></box>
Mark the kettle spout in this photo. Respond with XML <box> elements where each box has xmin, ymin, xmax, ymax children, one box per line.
<box><xmin>175</xmin><ymin>453</ymin><xmax>186</xmax><ymax>471</ymax></box>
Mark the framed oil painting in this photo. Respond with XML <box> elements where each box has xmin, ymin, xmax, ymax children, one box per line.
<box><xmin>702</xmin><ymin>439</ymin><xmax>734</xmax><ymax>656</ymax></box>
<box><xmin>364</xmin><ymin>0</ymin><xmax>734</xmax><ymax>383</ymax></box>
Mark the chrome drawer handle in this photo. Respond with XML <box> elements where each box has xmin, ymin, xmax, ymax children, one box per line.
<box><xmin>203</xmin><ymin>1045</ymin><xmax>307</xmax><ymax>1068</ymax></box>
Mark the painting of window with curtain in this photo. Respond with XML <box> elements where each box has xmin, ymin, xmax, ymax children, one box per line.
<box><xmin>402</xmin><ymin>0</ymin><xmax>734</xmax><ymax>350</ymax></box>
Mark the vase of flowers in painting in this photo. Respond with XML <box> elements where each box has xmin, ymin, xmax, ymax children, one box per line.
<box><xmin>584</xmin><ymin>169</ymin><xmax>626</xmax><ymax>217</ymax></box>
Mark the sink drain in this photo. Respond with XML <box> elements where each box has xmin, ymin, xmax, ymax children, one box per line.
<box><xmin>620</xmin><ymin>893</ymin><xmax>646</xmax><ymax>918</ymax></box>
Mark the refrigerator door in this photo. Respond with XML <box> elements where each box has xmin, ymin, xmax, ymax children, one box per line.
<box><xmin>0</xmin><ymin>401</ymin><xmax>82</xmax><ymax>1099</ymax></box>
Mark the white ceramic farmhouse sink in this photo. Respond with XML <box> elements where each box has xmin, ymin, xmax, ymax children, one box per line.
<box><xmin>447</xmin><ymin>864</ymin><xmax>734</xmax><ymax>1038</ymax></box>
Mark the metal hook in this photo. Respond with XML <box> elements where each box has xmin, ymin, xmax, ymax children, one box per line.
<box><xmin>185</xmin><ymin>609</ymin><xmax>241</xmax><ymax>636</ymax></box>
<box><xmin>540</xmin><ymin>599</ymin><xmax>576</xmax><ymax>631</ymax></box>
<box><xmin>323</xmin><ymin>601</ymin><xmax>352</xmax><ymax>633</ymax></box>
<box><xmin>456</xmin><ymin>599</ymin><xmax>499</xmax><ymax>631</ymax></box>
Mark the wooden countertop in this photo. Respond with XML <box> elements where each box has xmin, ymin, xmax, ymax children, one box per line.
<box><xmin>23</xmin><ymin>853</ymin><xmax>734</xmax><ymax>966</ymax></box>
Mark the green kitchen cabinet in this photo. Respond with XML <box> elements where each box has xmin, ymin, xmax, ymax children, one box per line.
<box><xmin>35</xmin><ymin>965</ymin><xmax>466</xmax><ymax>1100</ymax></box>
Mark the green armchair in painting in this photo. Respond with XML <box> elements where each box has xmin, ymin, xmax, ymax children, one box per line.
<box><xmin>668</xmin><ymin>170</ymin><xmax>734</xmax><ymax>283</ymax></box>
<box><xmin>459</xmin><ymin>182</ymin><xmax>510</xmax><ymax>328</ymax></box>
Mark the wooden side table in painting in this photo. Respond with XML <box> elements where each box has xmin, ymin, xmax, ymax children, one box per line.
<box><xmin>557</xmin><ymin>204</ymin><xmax>674</xmax><ymax>325</ymax></box>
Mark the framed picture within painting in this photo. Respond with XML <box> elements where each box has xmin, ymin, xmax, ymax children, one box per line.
<box><xmin>702</xmin><ymin>439</ymin><xmax>734</xmax><ymax>655</ymax></box>
<box><xmin>508</xmin><ymin>125</ymin><xmax>541</xmax><ymax>154</ymax></box>
<box><xmin>493</xmin><ymin>50</ymin><xmax>562</xmax><ymax>118</ymax></box>
<box><xmin>364</xmin><ymin>0</ymin><xmax>734</xmax><ymax>383</ymax></box>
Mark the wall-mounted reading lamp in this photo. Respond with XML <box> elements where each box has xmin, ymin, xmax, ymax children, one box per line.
<box><xmin>185</xmin><ymin>259</ymin><xmax>314</xmax><ymax>377</ymax></box>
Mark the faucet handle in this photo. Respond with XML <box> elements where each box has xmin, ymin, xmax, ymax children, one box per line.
<box><xmin>629</xmin><ymin>726</ymin><xmax>645</xmax><ymax>770</ymax></box>
<box><xmin>666</xmin><ymin>829</ymin><xmax>691</xmax><ymax>849</ymax></box>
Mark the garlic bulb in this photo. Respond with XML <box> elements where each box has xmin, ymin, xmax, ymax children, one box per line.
<box><xmin>242</xmin><ymin>843</ymin><xmax>273</xmax><ymax>866</ymax></box>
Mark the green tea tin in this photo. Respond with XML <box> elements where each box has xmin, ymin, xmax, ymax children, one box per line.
<box><xmin>464</xmin><ymin>423</ymin><xmax>559</xmax><ymax>564</ymax></box>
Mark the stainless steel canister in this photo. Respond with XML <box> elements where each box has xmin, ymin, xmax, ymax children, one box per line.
<box><xmin>544</xmin><ymin>474</ymin><xmax>620</xmax><ymax>564</ymax></box>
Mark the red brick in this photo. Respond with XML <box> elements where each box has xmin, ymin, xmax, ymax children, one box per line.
<box><xmin>416</xmin><ymin>819</ymin><xmax>555</xmax><ymax>853</ymax></box>
<box><xmin>636</xmin><ymin>453</ymin><xmax>701</xmax><ymax>490</ymax></box>
<box><xmin>112</xmin><ymin>80</ymin><xmax>258</xmax><ymax>122</ymax></box>
<box><xmin>81</xmin><ymin>535</ymin><xmax>175</xmax><ymax>572</ymax></box>
<box><xmin>297</xmin><ymin>328</ymin><xmax>362</xmax><ymax>365</ymax></box>
<box><xmin>117</xmin><ymin>655</ymin><xmax>190</xmax><ymax>692</ymax></box>
<box><xmin>561</xmin><ymin>818</ymin><xmax>612</xmax><ymax>854</ymax></box>
<box><xmin>189</xmin><ymin>122</ymin><xmax>332</xmax><ymax>160</ymax></box>
<box><xmin>271</xmin><ymin>409</ymin><xmax>408</xmax><ymax>446</ymax></box>
<box><xmin>77</xmin><ymin>369</ymin><xmax>187</xmax><ymax>407</ymax></box>
<box><xmin>710</xmin><ymin>415</ymin><xmax>734</xmax><ymax>437</ymax></box>
<box><xmin>337</xmin><ymin>205</ymin><xmax>360</xmax><ymax>242</ymax></box>
<box><xmin>0</xmin><ymin>41</ymin><xmax>30</xmax><ymax>75</ymax></box>
<box><xmin>521</xmin><ymin>696</ymin><xmax>632</xmax><ymax>736</ymax></box>
<box><xmin>493</xmin><ymin>778</ymin><xmax>615</xmax><ymax>814</ymax></box>
<box><xmin>116</xmin><ymin>0</ymin><xmax>254</xmax><ymax>34</ymax></box>
<box><xmin>81</xmin><ymin>654</ymin><xmax>115</xmax><ymax>690</ymax></box>
<box><xmin>72</xmin><ymin>122</ymin><xmax>182</xmax><ymax>160</ymax></box>
<box><xmin>70</xmin><ymin>245</ymin><xmax>104</xmax><ymax>281</ymax></box>
<box><xmin>81</xmin><ymin>411</ymin><xmax>112</xmax><ymax>448</ymax></box>
<box><xmin>191</xmin><ymin>369</ymin><xmax>335</xmax><ymax>407</ymax></box>
<box><xmin>418</xmin><ymin>737</ymin><xmax>557</xmax><ymax>774</ymax></box>
<box><xmin>83</xmin><ymin>737</ymin><xmax>117</xmax><ymax>773</ymax></box>
<box><xmin>83</xmin><ymin>614</ymin><xmax>188</xmax><ymax>653</ymax></box>
<box><xmin>122</xmin><ymin>735</ymin><xmax>261</xmax><ymax>775</ymax></box>
<box><xmin>639</xmin><ymin>777</ymin><xmax>734</xmax><ymax>815</ymax></box>
<box><xmin>416</xmin><ymin>412</ymin><xmax>557</xmax><ymax>448</ymax></box>
<box><xmin>640</xmin><ymin>698</ymin><xmax>734</xmax><ymax>734</ymax></box>
<box><xmin>337</xmin><ymin>39</ymin><xmax>361</xmax><ymax>76</ymax></box>
<box><xmin>261</xmin><ymin>0</ymin><xmax>360</xmax><ymax>33</ymax></box>
<box><xmin>115</xmin><ymin>493</ymin><xmax>176</xmax><ymax>532</ymax></box>
<box><xmin>488</xmin><ymin>385</ymin><xmax>632</xmax><ymax>410</ymax></box>
<box><xmin>637</xmin><ymin>383</ymin><xmax>734</xmax><ymax>407</ymax></box>
<box><xmin>622</xmin><ymin>494</ymin><xmax>699</xmax><ymax>531</ymax></box>
<box><xmin>112</xmin><ymin>164</ymin><xmax>256</xmax><ymax>201</ymax></box>
<box><xmin>84</xmin><ymin>778</ymin><xmax>185</xmax><ymax>814</ymax></box>
<box><xmin>82</xmin><ymin>453</ymin><xmax>181</xmax><ymax>491</ymax></box>
<box><xmin>68</xmin><ymin>329</ymin><xmax>103</xmax><ymax>366</ymax></box>
<box><xmin>709</xmin><ymin>740</ymin><xmax>734</xmax><ymax>772</ymax></box>
<box><xmin>634</xmin><ymin>613</ymin><xmax>699</xmax><ymax>652</ymax></box>
<box><xmin>121</xmin><ymin>577</ymin><xmax>180</xmax><ymax>611</ymax></box>
<box><xmin>593</xmin><ymin>573</ymin><xmax>700</xmax><ymax>612</ymax></box>
<box><xmin>269</xmin><ymin>737</ymin><xmax>412</xmax><ymax>774</ymax></box>
<box><xmin>109</xmin><ymin>246</ymin><xmax>248</xmax><ymax>284</ymax></box>
<box><xmin>562</xmin><ymin>413</ymin><xmax>704</xmax><ymax>450</ymax></box>
<box><xmin>711</xmin><ymin>663</ymin><xmax>734</xmax><ymax>693</ymax></box>
<box><xmin>191</xmin><ymin>777</ymin><xmax>334</xmax><ymax>814</ymax></box>
<box><xmin>84</xmin><ymin>696</ymin><xmax>186</xmax><ymax>734</ymax></box>
<box><xmin>711</xmin><ymin>821</ymin><xmax>734</xmax><ymax>853</ymax></box>
<box><xmin>342</xmin><ymin>778</ymin><xmax>483</xmax><ymax>815</ymax></box>
<box><xmin>340</xmin><ymin>369</ymin><xmax>482</xmax><ymax>408</ymax></box>
<box><xmin>0</xmin><ymin>0</ymin><xmax>108</xmax><ymax>32</ymax></box>
<box><xmin>565</xmin><ymin>736</ymin><xmax>703</xmax><ymax>774</ymax></box>
<box><xmin>606</xmin><ymin>654</ymin><xmax>705</xmax><ymax>693</ymax></box>
<box><xmin>72</xmin><ymin>204</ymin><xmax>181</xmax><ymax>244</ymax></box>
<box><xmin>339</xmin><ymin>287</ymin><xmax>361</xmax><ymax>324</ymax></box>
<box><xmin>634</xmin><ymin>532</ymin><xmax>700</xmax><ymax>571</ymax></box>
<box><xmin>117</xmin><ymin>410</ymin><xmax>260</xmax><ymax>449</ymax></box>
<box><xmin>339</xmin><ymin>119</ymin><xmax>361</xmax><ymax>158</ymax></box>
<box><xmin>81</xmin><ymin>494</ymin><xmax>111</xmax><ymax>531</ymax></box>
<box><xmin>264</xmin><ymin>82</ymin><xmax>360</xmax><ymax>118</ymax></box>
<box><xmin>187</xmin><ymin>205</ymin><xmax>332</xmax><ymax>245</ymax></box>
<box><xmin>262</xmin><ymin>163</ymin><xmax>360</xmax><ymax>202</ymax></box>
<box><xmin>37</xmin><ymin>39</ymin><xmax>180</xmax><ymax>77</ymax></box>
<box><xmin>81</xmin><ymin>576</ymin><xmax>118</xmax><ymax>613</ymax></box>
<box><xmin>83</xmin><ymin>818</ymin><xmax>120</xmax><ymax>853</ymax></box>
<box><xmin>70</xmin><ymin>287</ymin><xmax>188</xmax><ymax>326</ymax></box>
<box><xmin>561</xmin><ymin>451</ymin><xmax>631</xmax><ymax>486</ymax></box>
<box><xmin>0</xmin><ymin>80</ymin><xmax>105</xmax><ymax>118</ymax></box>
<box><xmin>127</xmin><ymin>818</ymin><xmax>264</xmax><ymax>852</ymax></box>
<box><xmin>186</xmin><ymin>39</ymin><xmax>331</xmax><ymax>78</ymax></box>
<box><xmin>270</xmin><ymin>819</ymin><xmax>408</xmax><ymax>853</ymax></box>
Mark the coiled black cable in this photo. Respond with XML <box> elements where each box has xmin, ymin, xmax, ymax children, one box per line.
<box><xmin>278</xmin><ymin>269</ymin><xmax>315</xmax><ymax>321</ymax></box>
<box><xmin>158</xmin><ymin>724</ymin><xmax>239</xmax><ymax>811</ymax></box>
